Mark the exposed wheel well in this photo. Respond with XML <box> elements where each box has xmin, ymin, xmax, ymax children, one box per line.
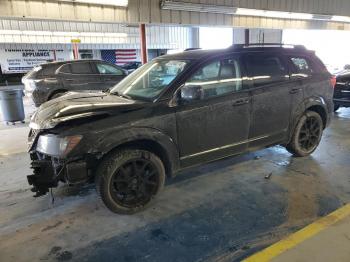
<box><xmin>105</xmin><ymin>139</ymin><xmax>173</xmax><ymax>177</ymax></box>
<box><xmin>48</xmin><ymin>89</ymin><xmax>67</xmax><ymax>100</ymax></box>
<box><xmin>306</xmin><ymin>105</ymin><xmax>327</xmax><ymax>128</ymax></box>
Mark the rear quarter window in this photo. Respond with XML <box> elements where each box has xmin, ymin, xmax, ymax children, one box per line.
<box><xmin>37</xmin><ymin>65</ymin><xmax>58</xmax><ymax>77</ymax></box>
<box><xmin>58</xmin><ymin>64</ymin><xmax>71</xmax><ymax>74</ymax></box>
<box><xmin>289</xmin><ymin>55</ymin><xmax>328</xmax><ymax>76</ymax></box>
<box><xmin>290</xmin><ymin>57</ymin><xmax>314</xmax><ymax>76</ymax></box>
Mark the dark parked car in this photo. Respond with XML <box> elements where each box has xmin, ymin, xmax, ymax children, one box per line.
<box><xmin>27</xmin><ymin>44</ymin><xmax>334</xmax><ymax>214</ymax></box>
<box><xmin>333</xmin><ymin>70</ymin><xmax>350</xmax><ymax>111</ymax></box>
<box><xmin>121</xmin><ymin>61</ymin><xmax>142</xmax><ymax>72</ymax></box>
<box><xmin>22</xmin><ymin>59</ymin><xmax>128</xmax><ymax>107</ymax></box>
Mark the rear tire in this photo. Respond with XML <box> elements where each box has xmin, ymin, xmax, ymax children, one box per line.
<box><xmin>334</xmin><ymin>105</ymin><xmax>340</xmax><ymax>112</ymax></box>
<box><xmin>286</xmin><ymin>111</ymin><xmax>323</xmax><ymax>157</ymax></box>
<box><xmin>95</xmin><ymin>149</ymin><xmax>165</xmax><ymax>214</ymax></box>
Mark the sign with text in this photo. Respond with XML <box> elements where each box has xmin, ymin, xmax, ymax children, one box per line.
<box><xmin>0</xmin><ymin>49</ymin><xmax>70</xmax><ymax>74</ymax></box>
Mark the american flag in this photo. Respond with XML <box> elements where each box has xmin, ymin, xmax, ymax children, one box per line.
<box><xmin>101</xmin><ymin>49</ymin><xmax>137</xmax><ymax>66</ymax></box>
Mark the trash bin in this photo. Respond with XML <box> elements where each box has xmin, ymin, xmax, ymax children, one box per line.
<box><xmin>0</xmin><ymin>88</ymin><xmax>25</xmax><ymax>124</ymax></box>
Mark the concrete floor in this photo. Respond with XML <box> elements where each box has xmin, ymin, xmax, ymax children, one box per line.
<box><xmin>0</xmin><ymin>100</ymin><xmax>350</xmax><ymax>262</ymax></box>
<box><xmin>272</xmin><ymin>208</ymin><xmax>350</xmax><ymax>262</ymax></box>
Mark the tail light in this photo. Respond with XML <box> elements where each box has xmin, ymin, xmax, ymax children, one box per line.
<box><xmin>330</xmin><ymin>75</ymin><xmax>336</xmax><ymax>88</ymax></box>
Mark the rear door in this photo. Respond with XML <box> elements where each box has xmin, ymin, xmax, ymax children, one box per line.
<box><xmin>94</xmin><ymin>61</ymin><xmax>126</xmax><ymax>90</ymax></box>
<box><xmin>176</xmin><ymin>55</ymin><xmax>251</xmax><ymax>167</ymax></box>
<box><xmin>287</xmin><ymin>56</ymin><xmax>320</xmax><ymax>121</ymax></box>
<box><xmin>59</xmin><ymin>61</ymin><xmax>103</xmax><ymax>91</ymax></box>
<box><xmin>244</xmin><ymin>52</ymin><xmax>292</xmax><ymax>149</ymax></box>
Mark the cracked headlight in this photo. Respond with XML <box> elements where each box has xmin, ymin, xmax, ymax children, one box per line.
<box><xmin>36</xmin><ymin>134</ymin><xmax>82</xmax><ymax>157</ymax></box>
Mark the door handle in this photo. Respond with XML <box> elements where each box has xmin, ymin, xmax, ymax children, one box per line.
<box><xmin>232</xmin><ymin>98</ymin><xmax>250</xmax><ymax>106</ymax></box>
<box><xmin>66</xmin><ymin>79</ymin><xmax>74</xmax><ymax>82</ymax></box>
<box><xmin>289</xmin><ymin>88</ymin><xmax>301</xmax><ymax>94</ymax></box>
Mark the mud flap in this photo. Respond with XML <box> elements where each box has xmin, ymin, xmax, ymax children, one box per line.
<box><xmin>27</xmin><ymin>159</ymin><xmax>59</xmax><ymax>197</ymax></box>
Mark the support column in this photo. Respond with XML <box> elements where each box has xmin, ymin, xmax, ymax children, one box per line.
<box><xmin>189</xmin><ymin>27</ymin><xmax>200</xmax><ymax>48</ymax></box>
<box><xmin>244</xmin><ymin>29</ymin><xmax>250</xmax><ymax>45</ymax></box>
<box><xmin>52</xmin><ymin>50</ymin><xmax>57</xmax><ymax>61</ymax></box>
<box><xmin>232</xmin><ymin>28</ymin><xmax>246</xmax><ymax>45</ymax></box>
<box><xmin>72</xmin><ymin>43</ymin><xmax>79</xmax><ymax>59</ymax></box>
<box><xmin>139</xmin><ymin>24</ymin><xmax>147</xmax><ymax>64</ymax></box>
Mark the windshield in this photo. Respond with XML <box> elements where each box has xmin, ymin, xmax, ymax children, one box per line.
<box><xmin>110</xmin><ymin>59</ymin><xmax>189</xmax><ymax>101</ymax></box>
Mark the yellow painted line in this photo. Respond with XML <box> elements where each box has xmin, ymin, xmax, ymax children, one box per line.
<box><xmin>244</xmin><ymin>203</ymin><xmax>350</xmax><ymax>262</ymax></box>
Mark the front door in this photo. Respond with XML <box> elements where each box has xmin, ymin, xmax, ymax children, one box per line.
<box><xmin>243</xmin><ymin>52</ymin><xmax>292</xmax><ymax>149</ymax></box>
<box><xmin>175</xmin><ymin>56</ymin><xmax>251</xmax><ymax>167</ymax></box>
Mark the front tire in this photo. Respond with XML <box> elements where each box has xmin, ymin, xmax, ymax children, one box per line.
<box><xmin>286</xmin><ymin>111</ymin><xmax>323</xmax><ymax>157</ymax></box>
<box><xmin>95</xmin><ymin>149</ymin><xmax>165</xmax><ymax>214</ymax></box>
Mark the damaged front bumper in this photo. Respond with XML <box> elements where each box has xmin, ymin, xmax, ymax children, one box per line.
<box><xmin>27</xmin><ymin>128</ymin><xmax>99</xmax><ymax>197</ymax></box>
<box><xmin>27</xmin><ymin>152</ymin><xmax>91</xmax><ymax>197</ymax></box>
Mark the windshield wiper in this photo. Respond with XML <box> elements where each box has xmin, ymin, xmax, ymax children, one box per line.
<box><xmin>113</xmin><ymin>91</ymin><xmax>132</xmax><ymax>100</ymax></box>
<box><xmin>103</xmin><ymin>88</ymin><xmax>110</xmax><ymax>93</ymax></box>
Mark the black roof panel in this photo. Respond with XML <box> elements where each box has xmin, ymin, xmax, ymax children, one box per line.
<box><xmin>156</xmin><ymin>46</ymin><xmax>313</xmax><ymax>61</ymax></box>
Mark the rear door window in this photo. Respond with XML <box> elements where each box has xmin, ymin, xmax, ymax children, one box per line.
<box><xmin>70</xmin><ymin>62</ymin><xmax>94</xmax><ymax>74</ymax></box>
<box><xmin>96</xmin><ymin>63</ymin><xmax>124</xmax><ymax>75</ymax></box>
<box><xmin>245</xmin><ymin>53</ymin><xmax>288</xmax><ymax>87</ymax></box>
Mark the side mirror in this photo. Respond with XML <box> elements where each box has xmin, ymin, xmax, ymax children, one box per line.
<box><xmin>180</xmin><ymin>85</ymin><xmax>203</xmax><ymax>103</ymax></box>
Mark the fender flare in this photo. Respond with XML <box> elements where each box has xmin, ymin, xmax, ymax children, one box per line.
<box><xmin>288</xmin><ymin>96</ymin><xmax>328</xmax><ymax>142</ymax></box>
<box><xmin>48</xmin><ymin>88</ymin><xmax>68</xmax><ymax>100</ymax></box>
<box><xmin>95</xmin><ymin>127</ymin><xmax>180</xmax><ymax>175</ymax></box>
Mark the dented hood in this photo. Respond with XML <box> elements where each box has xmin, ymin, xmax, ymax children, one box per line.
<box><xmin>30</xmin><ymin>91</ymin><xmax>144</xmax><ymax>129</ymax></box>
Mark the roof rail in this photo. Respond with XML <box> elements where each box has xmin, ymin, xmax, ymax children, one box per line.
<box><xmin>229</xmin><ymin>43</ymin><xmax>307</xmax><ymax>50</ymax></box>
<box><xmin>184</xmin><ymin>48</ymin><xmax>202</xmax><ymax>51</ymax></box>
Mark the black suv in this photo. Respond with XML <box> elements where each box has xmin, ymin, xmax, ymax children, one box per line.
<box><xmin>333</xmin><ymin>70</ymin><xmax>350</xmax><ymax>111</ymax></box>
<box><xmin>22</xmin><ymin>59</ymin><xmax>128</xmax><ymax>107</ymax></box>
<box><xmin>27</xmin><ymin>44</ymin><xmax>334</xmax><ymax>214</ymax></box>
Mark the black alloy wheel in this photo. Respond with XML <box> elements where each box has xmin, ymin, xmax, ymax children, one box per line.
<box><xmin>298</xmin><ymin>116</ymin><xmax>322</xmax><ymax>152</ymax></box>
<box><xmin>96</xmin><ymin>149</ymin><xmax>165</xmax><ymax>214</ymax></box>
<box><xmin>110</xmin><ymin>159</ymin><xmax>159</xmax><ymax>208</ymax></box>
<box><xmin>285</xmin><ymin>110</ymin><xmax>323</xmax><ymax>157</ymax></box>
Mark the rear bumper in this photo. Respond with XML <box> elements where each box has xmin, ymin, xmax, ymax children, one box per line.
<box><xmin>334</xmin><ymin>98</ymin><xmax>350</xmax><ymax>107</ymax></box>
<box><xmin>27</xmin><ymin>152</ymin><xmax>91</xmax><ymax>197</ymax></box>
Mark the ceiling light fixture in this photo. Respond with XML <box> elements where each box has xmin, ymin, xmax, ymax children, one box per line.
<box><xmin>332</xmin><ymin>16</ymin><xmax>350</xmax><ymax>23</ymax></box>
<box><xmin>235</xmin><ymin>8</ymin><xmax>313</xmax><ymax>20</ymax></box>
<box><xmin>161</xmin><ymin>0</ymin><xmax>350</xmax><ymax>23</ymax></box>
<box><xmin>161</xmin><ymin>0</ymin><xmax>236</xmax><ymax>14</ymax></box>
<box><xmin>58</xmin><ymin>0</ymin><xmax>128</xmax><ymax>7</ymax></box>
<box><xmin>0</xmin><ymin>30</ymin><xmax>128</xmax><ymax>38</ymax></box>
